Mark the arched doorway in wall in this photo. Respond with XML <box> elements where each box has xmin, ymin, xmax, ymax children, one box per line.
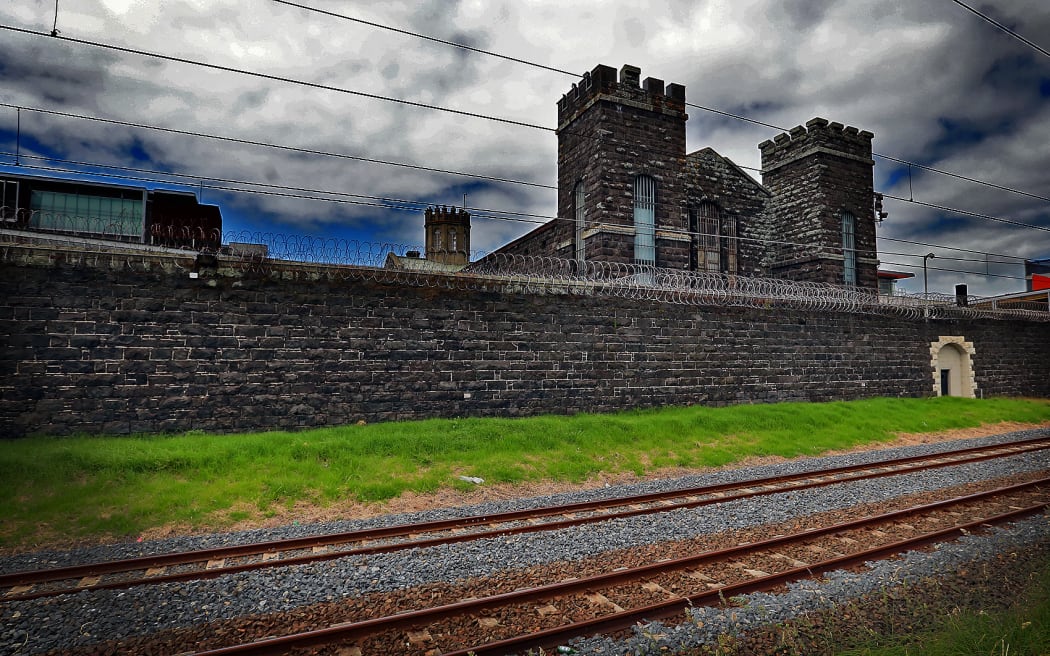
<box><xmin>929</xmin><ymin>336</ymin><xmax>977</xmax><ymax>398</ymax></box>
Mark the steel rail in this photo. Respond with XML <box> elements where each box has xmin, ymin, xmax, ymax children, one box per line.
<box><xmin>187</xmin><ymin>477</ymin><xmax>1050</xmax><ymax>655</ymax></box>
<box><xmin>450</xmin><ymin>500</ymin><xmax>1050</xmax><ymax>656</ymax></box>
<box><xmin>2</xmin><ymin>435</ymin><xmax>1046</xmax><ymax>597</ymax></box>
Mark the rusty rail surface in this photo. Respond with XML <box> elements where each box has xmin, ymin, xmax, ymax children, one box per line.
<box><xmin>190</xmin><ymin>478</ymin><xmax>1050</xmax><ymax>655</ymax></box>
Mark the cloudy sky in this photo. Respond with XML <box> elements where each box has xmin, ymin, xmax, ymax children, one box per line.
<box><xmin>1</xmin><ymin>0</ymin><xmax>1048</xmax><ymax>295</ymax></box>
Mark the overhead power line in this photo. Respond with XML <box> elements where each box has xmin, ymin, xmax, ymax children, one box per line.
<box><xmin>3</xmin><ymin>107</ymin><xmax>1047</xmax><ymax>251</ymax></box>
<box><xmin>272</xmin><ymin>0</ymin><xmax>581</xmax><ymax>77</ymax></box>
<box><xmin>0</xmin><ymin>24</ymin><xmax>552</xmax><ymax>133</ymax></box>
<box><xmin>2</xmin><ymin>154</ymin><xmax>1036</xmax><ymax>270</ymax></box>
<box><xmin>878</xmin><ymin>235</ymin><xmax>1026</xmax><ymax>262</ymax></box>
<box><xmin>5</xmin><ymin>19</ymin><xmax>1047</xmax><ymax>208</ymax></box>
<box><xmin>881</xmin><ymin>193</ymin><xmax>1050</xmax><ymax>233</ymax></box>
<box><xmin>271</xmin><ymin>1</ymin><xmax>1050</xmax><ymax>205</ymax></box>
<box><xmin>880</xmin><ymin>259</ymin><xmax>1027</xmax><ymax>282</ymax></box>
<box><xmin>949</xmin><ymin>0</ymin><xmax>1050</xmax><ymax>59</ymax></box>
<box><xmin>874</xmin><ymin>154</ymin><xmax>1050</xmax><ymax>204</ymax></box>
<box><xmin>0</xmin><ymin>103</ymin><xmax>556</xmax><ymax>190</ymax></box>
<box><xmin>7</xmin><ymin>159</ymin><xmax>551</xmax><ymax>224</ymax></box>
<box><xmin>3</xmin><ymin>20</ymin><xmax>1048</xmax><ymax>243</ymax></box>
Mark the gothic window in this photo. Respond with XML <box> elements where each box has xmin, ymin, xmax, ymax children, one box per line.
<box><xmin>433</xmin><ymin>227</ymin><xmax>443</xmax><ymax>251</ymax></box>
<box><xmin>842</xmin><ymin>209</ymin><xmax>857</xmax><ymax>285</ymax></box>
<box><xmin>633</xmin><ymin>175</ymin><xmax>656</xmax><ymax>266</ymax></box>
<box><xmin>450</xmin><ymin>228</ymin><xmax>458</xmax><ymax>252</ymax></box>
<box><xmin>574</xmin><ymin>181</ymin><xmax>585</xmax><ymax>263</ymax></box>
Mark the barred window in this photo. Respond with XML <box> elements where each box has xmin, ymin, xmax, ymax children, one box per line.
<box><xmin>633</xmin><ymin>175</ymin><xmax>656</xmax><ymax>266</ymax></box>
<box><xmin>574</xmin><ymin>181</ymin><xmax>585</xmax><ymax>263</ymax></box>
<box><xmin>842</xmin><ymin>209</ymin><xmax>857</xmax><ymax>285</ymax></box>
<box><xmin>690</xmin><ymin>202</ymin><xmax>736</xmax><ymax>274</ymax></box>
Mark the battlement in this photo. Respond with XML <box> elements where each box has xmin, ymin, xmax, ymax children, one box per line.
<box><xmin>424</xmin><ymin>205</ymin><xmax>470</xmax><ymax>224</ymax></box>
<box><xmin>759</xmin><ymin>117</ymin><xmax>874</xmax><ymax>170</ymax></box>
<box><xmin>557</xmin><ymin>63</ymin><xmax>686</xmax><ymax>128</ymax></box>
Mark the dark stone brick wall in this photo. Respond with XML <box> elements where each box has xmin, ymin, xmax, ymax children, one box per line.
<box><xmin>2</xmin><ymin>253</ymin><xmax>1048</xmax><ymax>438</ymax></box>
<box><xmin>684</xmin><ymin>149</ymin><xmax>770</xmax><ymax>277</ymax></box>
<box><xmin>555</xmin><ymin>64</ymin><xmax>689</xmax><ymax>268</ymax></box>
<box><xmin>503</xmin><ymin>64</ymin><xmax>882</xmax><ymax>291</ymax></box>
<box><xmin>760</xmin><ymin>118</ymin><xmax>879</xmax><ymax>289</ymax></box>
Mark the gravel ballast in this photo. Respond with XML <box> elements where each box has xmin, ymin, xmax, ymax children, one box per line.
<box><xmin>1</xmin><ymin>428</ymin><xmax>1047</xmax><ymax>655</ymax></box>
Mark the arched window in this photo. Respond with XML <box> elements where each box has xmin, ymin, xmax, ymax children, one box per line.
<box><xmin>450</xmin><ymin>228</ymin><xmax>458</xmax><ymax>252</ymax></box>
<box><xmin>433</xmin><ymin>227</ymin><xmax>443</xmax><ymax>251</ymax></box>
<box><xmin>633</xmin><ymin>175</ymin><xmax>656</xmax><ymax>266</ymax></box>
<box><xmin>842</xmin><ymin>209</ymin><xmax>857</xmax><ymax>285</ymax></box>
<box><xmin>574</xmin><ymin>181</ymin><xmax>585</xmax><ymax>263</ymax></box>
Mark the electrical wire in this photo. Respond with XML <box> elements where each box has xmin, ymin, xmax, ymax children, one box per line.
<box><xmin>3</xmin><ymin>155</ymin><xmax>1036</xmax><ymax>270</ymax></box>
<box><xmin>6</xmin><ymin>159</ymin><xmax>551</xmax><ymax>224</ymax></box>
<box><xmin>878</xmin><ymin>235</ymin><xmax>1026</xmax><ymax>262</ymax></box>
<box><xmin>879</xmin><ymin>259</ymin><xmax>1028</xmax><ymax>281</ymax></box>
<box><xmin>0</xmin><ymin>24</ymin><xmax>553</xmax><ymax>133</ymax></box>
<box><xmin>0</xmin><ymin>103</ymin><xmax>556</xmax><ymax>190</ymax></box>
<box><xmin>2</xmin><ymin>18</ymin><xmax>1047</xmax><ymax>261</ymax></box>
<box><xmin>4</xmin><ymin>103</ymin><xmax>1046</xmax><ymax>262</ymax></box>
<box><xmin>881</xmin><ymin>193</ymin><xmax>1050</xmax><ymax>233</ymax></box>
<box><xmin>269</xmin><ymin>1</ymin><xmax>1050</xmax><ymax>204</ymax></box>
<box><xmin>6</xmin><ymin>20</ymin><xmax>1048</xmax><ymax>227</ymax></box>
<box><xmin>8</xmin><ymin>103</ymin><xmax>1042</xmax><ymax>242</ymax></box>
<box><xmin>949</xmin><ymin>0</ymin><xmax>1050</xmax><ymax>59</ymax></box>
<box><xmin>7</xmin><ymin>15</ymin><xmax>1047</xmax><ymax>208</ymax></box>
<box><xmin>272</xmin><ymin>0</ymin><xmax>581</xmax><ymax>77</ymax></box>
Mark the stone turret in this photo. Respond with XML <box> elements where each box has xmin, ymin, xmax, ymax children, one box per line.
<box><xmin>555</xmin><ymin>64</ymin><xmax>690</xmax><ymax>268</ymax></box>
<box><xmin>760</xmin><ymin>118</ymin><xmax>878</xmax><ymax>288</ymax></box>
<box><xmin>424</xmin><ymin>206</ymin><xmax>470</xmax><ymax>266</ymax></box>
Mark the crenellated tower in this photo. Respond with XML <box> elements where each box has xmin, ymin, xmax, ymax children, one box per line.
<box><xmin>424</xmin><ymin>205</ymin><xmax>470</xmax><ymax>266</ymax></box>
<box><xmin>556</xmin><ymin>64</ymin><xmax>689</xmax><ymax>268</ymax></box>
<box><xmin>759</xmin><ymin>118</ymin><xmax>878</xmax><ymax>288</ymax></box>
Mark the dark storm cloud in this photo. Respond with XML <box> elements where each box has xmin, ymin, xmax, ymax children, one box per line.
<box><xmin>0</xmin><ymin>0</ymin><xmax>1046</xmax><ymax>294</ymax></box>
<box><xmin>0</xmin><ymin>38</ymin><xmax>116</xmax><ymax>109</ymax></box>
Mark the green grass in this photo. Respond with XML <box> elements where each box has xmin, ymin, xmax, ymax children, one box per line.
<box><xmin>1</xmin><ymin>396</ymin><xmax>1048</xmax><ymax>548</ymax></box>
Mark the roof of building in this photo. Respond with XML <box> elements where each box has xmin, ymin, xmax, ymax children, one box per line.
<box><xmin>384</xmin><ymin>252</ymin><xmax>467</xmax><ymax>273</ymax></box>
<box><xmin>877</xmin><ymin>270</ymin><xmax>916</xmax><ymax>280</ymax></box>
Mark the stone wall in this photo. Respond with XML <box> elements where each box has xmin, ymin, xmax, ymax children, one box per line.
<box><xmin>2</xmin><ymin>251</ymin><xmax>1048</xmax><ymax>437</ymax></box>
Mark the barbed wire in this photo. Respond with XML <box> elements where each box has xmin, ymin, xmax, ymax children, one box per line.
<box><xmin>1</xmin><ymin>222</ymin><xmax>1045</xmax><ymax>322</ymax></box>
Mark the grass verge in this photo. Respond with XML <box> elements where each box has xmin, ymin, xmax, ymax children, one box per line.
<box><xmin>1</xmin><ymin>396</ymin><xmax>1048</xmax><ymax>549</ymax></box>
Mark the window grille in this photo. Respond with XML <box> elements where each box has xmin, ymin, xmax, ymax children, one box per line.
<box><xmin>574</xmin><ymin>181</ymin><xmax>585</xmax><ymax>263</ymax></box>
<box><xmin>722</xmin><ymin>214</ymin><xmax>738</xmax><ymax>274</ymax></box>
<box><xmin>698</xmin><ymin>201</ymin><xmax>720</xmax><ymax>272</ymax></box>
<box><xmin>842</xmin><ymin>209</ymin><xmax>857</xmax><ymax>285</ymax></box>
<box><xmin>633</xmin><ymin>175</ymin><xmax>656</xmax><ymax>266</ymax></box>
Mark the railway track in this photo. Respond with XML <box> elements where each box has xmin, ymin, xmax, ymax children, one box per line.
<box><xmin>182</xmin><ymin>478</ymin><xmax>1050</xmax><ymax>655</ymax></box>
<box><xmin>3</xmin><ymin>435</ymin><xmax>1047</xmax><ymax>603</ymax></box>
